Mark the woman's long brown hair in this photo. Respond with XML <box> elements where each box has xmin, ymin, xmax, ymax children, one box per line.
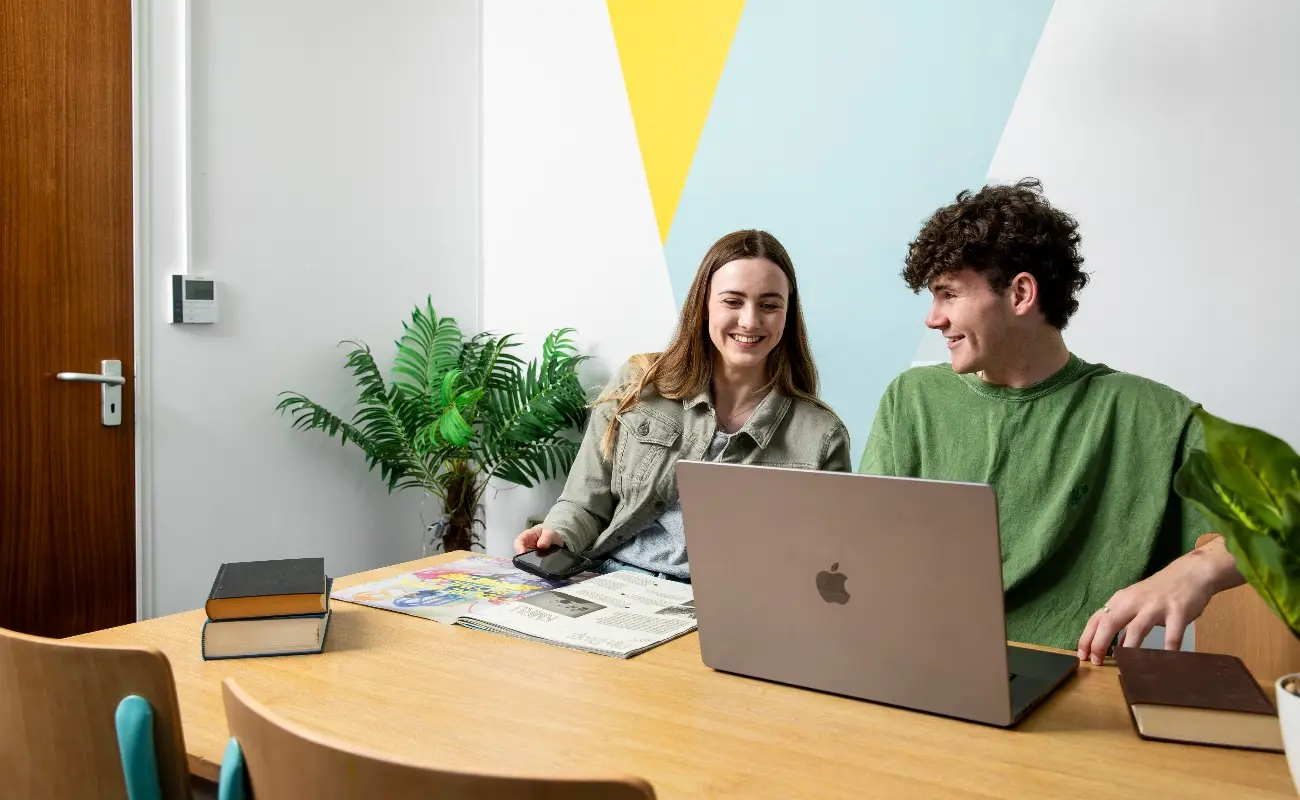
<box><xmin>597</xmin><ymin>229</ymin><xmax>825</xmax><ymax>457</ymax></box>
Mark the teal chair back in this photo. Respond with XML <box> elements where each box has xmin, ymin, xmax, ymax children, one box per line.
<box><xmin>0</xmin><ymin>626</ymin><xmax>192</xmax><ymax>799</ymax></box>
<box><xmin>218</xmin><ymin>737</ymin><xmax>249</xmax><ymax>800</ymax></box>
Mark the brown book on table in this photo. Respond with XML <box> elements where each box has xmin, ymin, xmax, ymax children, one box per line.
<box><xmin>1115</xmin><ymin>647</ymin><xmax>1283</xmax><ymax>752</ymax></box>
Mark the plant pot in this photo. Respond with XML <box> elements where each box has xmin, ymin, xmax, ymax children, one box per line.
<box><xmin>1276</xmin><ymin>674</ymin><xmax>1300</xmax><ymax>793</ymax></box>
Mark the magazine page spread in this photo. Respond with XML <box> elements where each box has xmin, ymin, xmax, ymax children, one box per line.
<box><xmin>455</xmin><ymin>568</ymin><xmax>696</xmax><ymax>658</ymax></box>
<box><xmin>331</xmin><ymin>554</ymin><xmax>695</xmax><ymax>657</ymax></box>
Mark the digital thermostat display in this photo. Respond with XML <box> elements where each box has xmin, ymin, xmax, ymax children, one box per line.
<box><xmin>171</xmin><ymin>275</ymin><xmax>218</xmax><ymax>324</ymax></box>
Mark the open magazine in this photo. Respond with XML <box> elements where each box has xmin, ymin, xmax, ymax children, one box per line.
<box><xmin>331</xmin><ymin>554</ymin><xmax>696</xmax><ymax>658</ymax></box>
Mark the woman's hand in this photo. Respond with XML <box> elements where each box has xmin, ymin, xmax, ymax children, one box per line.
<box><xmin>513</xmin><ymin>525</ymin><xmax>565</xmax><ymax>554</ymax></box>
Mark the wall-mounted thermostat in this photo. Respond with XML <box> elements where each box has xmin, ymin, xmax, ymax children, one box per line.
<box><xmin>170</xmin><ymin>274</ymin><xmax>218</xmax><ymax>324</ymax></box>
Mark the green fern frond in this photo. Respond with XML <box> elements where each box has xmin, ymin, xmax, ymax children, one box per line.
<box><xmin>394</xmin><ymin>298</ymin><xmax>462</xmax><ymax>398</ymax></box>
<box><xmin>475</xmin><ymin>327</ymin><xmax>589</xmax><ymax>482</ymax></box>
<box><xmin>488</xmin><ymin>437</ymin><xmax>582</xmax><ymax>488</ymax></box>
<box><xmin>459</xmin><ymin>333</ymin><xmax>525</xmax><ymax>392</ymax></box>
<box><xmin>339</xmin><ymin>342</ymin><xmax>388</xmax><ymax>403</ymax></box>
<box><xmin>438</xmin><ymin>405</ymin><xmax>474</xmax><ymax>447</ymax></box>
<box><xmin>275</xmin><ymin>392</ymin><xmax>431</xmax><ymax>492</ymax></box>
<box><xmin>276</xmin><ymin>394</ymin><xmax>373</xmax><ymax>450</ymax></box>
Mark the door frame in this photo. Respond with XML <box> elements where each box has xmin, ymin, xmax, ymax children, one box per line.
<box><xmin>132</xmin><ymin>0</ymin><xmax>151</xmax><ymax>620</ymax></box>
<box><xmin>132</xmin><ymin>0</ymin><xmax>194</xmax><ymax>620</ymax></box>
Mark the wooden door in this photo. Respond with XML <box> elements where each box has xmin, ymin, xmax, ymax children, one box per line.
<box><xmin>1</xmin><ymin>0</ymin><xmax>136</xmax><ymax>637</ymax></box>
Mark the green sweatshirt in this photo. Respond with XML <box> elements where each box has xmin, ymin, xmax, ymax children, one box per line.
<box><xmin>859</xmin><ymin>355</ymin><xmax>1208</xmax><ymax>650</ymax></box>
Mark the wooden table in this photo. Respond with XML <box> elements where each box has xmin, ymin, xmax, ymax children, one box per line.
<box><xmin>73</xmin><ymin>553</ymin><xmax>1296</xmax><ymax>798</ymax></box>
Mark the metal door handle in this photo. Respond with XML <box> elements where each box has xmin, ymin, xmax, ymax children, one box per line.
<box><xmin>57</xmin><ymin>371</ymin><xmax>126</xmax><ymax>386</ymax></box>
<box><xmin>55</xmin><ymin>360</ymin><xmax>124</xmax><ymax>426</ymax></box>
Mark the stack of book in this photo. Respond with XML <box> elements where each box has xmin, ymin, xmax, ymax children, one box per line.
<box><xmin>201</xmin><ymin>557</ymin><xmax>333</xmax><ymax>660</ymax></box>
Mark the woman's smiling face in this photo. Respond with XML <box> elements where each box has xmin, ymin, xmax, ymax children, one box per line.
<box><xmin>706</xmin><ymin>257</ymin><xmax>789</xmax><ymax>374</ymax></box>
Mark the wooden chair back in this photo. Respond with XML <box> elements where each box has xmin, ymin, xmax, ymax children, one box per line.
<box><xmin>1194</xmin><ymin>533</ymin><xmax>1300</xmax><ymax>681</ymax></box>
<box><xmin>220</xmin><ymin>678</ymin><xmax>654</xmax><ymax>799</ymax></box>
<box><xmin>0</xmin><ymin>625</ymin><xmax>191</xmax><ymax>799</ymax></box>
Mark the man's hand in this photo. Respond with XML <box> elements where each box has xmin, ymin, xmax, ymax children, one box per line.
<box><xmin>1077</xmin><ymin>536</ymin><xmax>1243</xmax><ymax>665</ymax></box>
<box><xmin>513</xmin><ymin>525</ymin><xmax>565</xmax><ymax>555</ymax></box>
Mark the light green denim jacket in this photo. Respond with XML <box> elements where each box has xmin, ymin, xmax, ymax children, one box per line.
<box><xmin>543</xmin><ymin>360</ymin><xmax>852</xmax><ymax>557</ymax></box>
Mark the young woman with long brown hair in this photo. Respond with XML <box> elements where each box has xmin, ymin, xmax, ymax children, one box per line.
<box><xmin>513</xmin><ymin>230</ymin><xmax>850</xmax><ymax>580</ymax></box>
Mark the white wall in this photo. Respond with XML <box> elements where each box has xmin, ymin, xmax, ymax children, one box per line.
<box><xmin>478</xmin><ymin>0</ymin><xmax>678</xmax><ymax>556</ymax></box>
<box><xmin>920</xmin><ymin>0</ymin><xmax>1300</xmax><ymax>452</ymax></box>
<box><xmin>144</xmin><ymin>0</ymin><xmax>481</xmax><ymax>616</ymax></box>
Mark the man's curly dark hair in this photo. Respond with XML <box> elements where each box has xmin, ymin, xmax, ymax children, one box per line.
<box><xmin>902</xmin><ymin>178</ymin><xmax>1089</xmax><ymax>329</ymax></box>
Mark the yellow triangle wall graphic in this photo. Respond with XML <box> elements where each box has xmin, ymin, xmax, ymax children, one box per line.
<box><xmin>607</xmin><ymin>0</ymin><xmax>746</xmax><ymax>244</ymax></box>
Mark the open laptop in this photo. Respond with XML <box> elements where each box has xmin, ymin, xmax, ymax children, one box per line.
<box><xmin>675</xmin><ymin>462</ymin><xmax>1078</xmax><ymax>727</ymax></box>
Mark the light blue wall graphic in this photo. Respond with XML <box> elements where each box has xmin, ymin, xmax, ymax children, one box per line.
<box><xmin>665</xmin><ymin>0</ymin><xmax>1055</xmax><ymax>459</ymax></box>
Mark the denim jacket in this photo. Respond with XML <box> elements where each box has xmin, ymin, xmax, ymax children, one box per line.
<box><xmin>542</xmin><ymin>359</ymin><xmax>852</xmax><ymax>556</ymax></box>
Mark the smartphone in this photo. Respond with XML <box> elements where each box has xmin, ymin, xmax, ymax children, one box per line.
<box><xmin>512</xmin><ymin>546</ymin><xmax>593</xmax><ymax>581</ymax></box>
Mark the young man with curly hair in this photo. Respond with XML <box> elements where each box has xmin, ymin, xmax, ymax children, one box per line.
<box><xmin>860</xmin><ymin>178</ymin><xmax>1243</xmax><ymax>660</ymax></box>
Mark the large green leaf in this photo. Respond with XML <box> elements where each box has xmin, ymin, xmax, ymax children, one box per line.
<box><xmin>1199</xmin><ymin>410</ymin><xmax>1300</xmax><ymax>546</ymax></box>
<box><xmin>438</xmin><ymin>404</ymin><xmax>474</xmax><ymax>448</ymax></box>
<box><xmin>1173</xmin><ymin>409</ymin><xmax>1300</xmax><ymax>638</ymax></box>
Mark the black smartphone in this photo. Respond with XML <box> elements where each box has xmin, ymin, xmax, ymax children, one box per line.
<box><xmin>512</xmin><ymin>546</ymin><xmax>593</xmax><ymax>581</ymax></box>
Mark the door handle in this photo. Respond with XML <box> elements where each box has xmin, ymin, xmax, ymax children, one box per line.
<box><xmin>55</xmin><ymin>360</ymin><xmax>124</xmax><ymax>426</ymax></box>
<box><xmin>56</xmin><ymin>371</ymin><xmax>126</xmax><ymax>386</ymax></box>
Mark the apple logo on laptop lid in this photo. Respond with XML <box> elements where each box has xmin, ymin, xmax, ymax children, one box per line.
<box><xmin>816</xmin><ymin>563</ymin><xmax>850</xmax><ymax>605</ymax></box>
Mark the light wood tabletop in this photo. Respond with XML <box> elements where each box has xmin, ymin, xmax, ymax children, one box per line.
<box><xmin>72</xmin><ymin>552</ymin><xmax>1296</xmax><ymax>798</ymax></box>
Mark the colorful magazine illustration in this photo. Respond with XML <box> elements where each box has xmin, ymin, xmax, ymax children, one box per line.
<box><xmin>330</xmin><ymin>554</ymin><xmax>576</xmax><ymax>624</ymax></box>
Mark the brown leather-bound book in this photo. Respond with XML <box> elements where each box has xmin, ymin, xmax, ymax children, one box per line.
<box><xmin>1115</xmin><ymin>647</ymin><xmax>1283</xmax><ymax>752</ymax></box>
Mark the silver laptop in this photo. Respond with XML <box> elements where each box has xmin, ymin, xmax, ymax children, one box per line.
<box><xmin>675</xmin><ymin>462</ymin><xmax>1077</xmax><ymax>727</ymax></box>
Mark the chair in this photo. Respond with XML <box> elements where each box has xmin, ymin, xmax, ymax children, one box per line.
<box><xmin>219</xmin><ymin>677</ymin><xmax>655</xmax><ymax>799</ymax></box>
<box><xmin>0</xmin><ymin>626</ymin><xmax>191</xmax><ymax>799</ymax></box>
<box><xmin>1194</xmin><ymin>533</ymin><xmax>1300</xmax><ymax>681</ymax></box>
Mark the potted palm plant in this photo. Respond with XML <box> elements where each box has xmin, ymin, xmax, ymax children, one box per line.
<box><xmin>277</xmin><ymin>298</ymin><xmax>590</xmax><ymax>554</ymax></box>
<box><xmin>1173</xmin><ymin>409</ymin><xmax>1300</xmax><ymax>786</ymax></box>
